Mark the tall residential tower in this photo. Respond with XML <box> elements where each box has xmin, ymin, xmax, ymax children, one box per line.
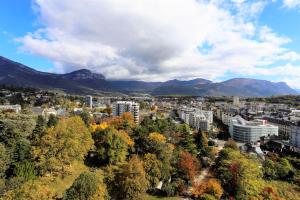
<box><xmin>112</xmin><ymin>101</ymin><xmax>140</xmax><ymax>123</ymax></box>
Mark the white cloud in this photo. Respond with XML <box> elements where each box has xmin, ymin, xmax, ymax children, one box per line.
<box><xmin>18</xmin><ymin>0</ymin><xmax>300</xmax><ymax>84</ymax></box>
<box><xmin>283</xmin><ymin>0</ymin><xmax>300</xmax><ymax>8</ymax></box>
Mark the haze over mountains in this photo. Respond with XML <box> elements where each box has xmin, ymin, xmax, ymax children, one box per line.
<box><xmin>0</xmin><ymin>56</ymin><xmax>298</xmax><ymax>97</ymax></box>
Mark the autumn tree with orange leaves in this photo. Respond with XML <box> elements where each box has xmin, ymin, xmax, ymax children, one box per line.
<box><xmin>105</xmin><ymin>112</ymin><xmax>136</xmax><ymax>131</ymax></box>
<box><xmin>192</xmin><ymin>178</ymin><xmax>223</xmax><ymax>199</ymax></box>
<box><xmin>178</xmin><ymin>151</ymin><xmax>200</xmax><ymax>182</ymax></box>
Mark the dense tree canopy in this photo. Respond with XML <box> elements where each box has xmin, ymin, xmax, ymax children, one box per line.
<box><xmin>0</xmin><ymin>143</ymin><xmax>10</xmax><ymax>178</ymax></box>
<box><xmin>33</xmin><ymin>116</ymin><xmax>94</xmax><ymax>174</ymax></box>
<box><xmin>114</xmin><ymin>155</ymin><xmax>148</xmax><ymax>200</ymax></box>
<box><xmin>178</xmin><ymin>151</ymin><xmax>200</xmax><ymax>182</ymax></box>
<box><xmin>143</xmin><ymin>153</ymin><xmax>162</xmax><ymax>189</ymax></box>
<box><xmin>93</xmin><ymin>127</ymin><xmax>133</xmax><ymax>165</ymax></box>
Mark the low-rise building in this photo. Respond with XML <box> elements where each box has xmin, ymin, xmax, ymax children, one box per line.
<box><xmin>31</xmin><ymin>107</ymin><xmax>57</xmax><ymax>118</ymax></box>
<box><xmin>0</xmin><ymin>104</ymin><xmax>21</xmax><ymax>113</ymax></box>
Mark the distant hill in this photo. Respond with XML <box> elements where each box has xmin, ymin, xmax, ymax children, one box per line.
<box><xmin>0</xmin><ymin>56</ymin><xmax>298</xmax><ymax>96</ymax></box>
<box><xmin>161</xmin><ymin>78</ymin><xmax>212</xmax><ymax>87</ymax></box>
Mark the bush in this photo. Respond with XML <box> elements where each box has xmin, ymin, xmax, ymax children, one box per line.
<box><xmin>63</xmin><ymin>171</ymin><xmax>109</xmax><ymax>200</ymax></box>
<box><xmin>161</xmin><ymin>181</ymin><xmax>178</xmax><ymax>197</ymax></box>
<box><xmin>208</xmin><ymin>140</ymin><xmax>216</xmax><ymax>147</ymax></box>
<box><xmin>224</xmin><ymin>139</ymin><xmax>238</xmax><ymax>150</ymax></box>
<box><xmin>198</xmin><ymin>194</ymin><xmax>217</xmax><ymax>200</ymax></box>
<box><xmin>13</xmin><ymin>161</ymin><xmax>36</xmax><ymax>181</ymax></box>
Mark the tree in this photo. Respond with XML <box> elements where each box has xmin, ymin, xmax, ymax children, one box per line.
<box><xmin>33</xmin><ymin>116</ymin><xmax>94</xmax><ymax>174</ymax></box>
<box><xmin>276</xmin><ymin>158</ymin><xmax>294</xmax><ymax>180</ymax></box>
<box><xmin>131</xmin><ymin>125</ymin><xmax>149</xmax><ymax>154</ymax></box>
<box><xmin>0</xmin><ymin>143</ymin><xmax>10</xmax><ymax>178</ymax></box>
<box><xmin>114</xmin><ymin>155</ymin><xmax>148</xmax><ymax>200</ymax></box>
<box><xmin>216</xmin><ymin>148</ymin><xmax>264</xmax><ymax>198</ymax></box>
<box><xmin>13</xmin><ymin>161</ymin><xmax>36</xmax><ymax>181</ymax></box>
<box><xmin>0</xmin><ymin>113</ymin><xmax>35</xmax><ymax>177</ymax></box>
<box><xmin>224</xmin><ymin>139</ymin><xmax>238</xmax><ymax>150</ymax></box>
<box><xmin>47</xmin><ymin>114</ymin><xmax>58</xmax><ymax>127</ymax></box>
<box><xmin>192</xmin><ymin>178</ymin><xmax>223</xmax><ymax>199</ymax></box>
<box><xmin>93</xmin><ymin>127</ymin><xmax>133</xmax><ymax>165</ymax></box>
<box><xmin>63</xmin><ymin>171</ymin><xmax>109</xmax><ymax>200</ymax></box>
<box><xmin>80</xmin><ymin>111</ymin><xmax>91</xmax><ymax>127</ymax></box>
<box><xmin>143</xmin><ymin>153</ymin><xmax>162</xmax><ymax>189</ymax></box>
<box><xmin>178</xmin><ymin>124</ymin><xmax>197</xmax><ymax>155</ymax></box>
<box><xmin>30</xmin><ymin>115</ymin><xmax>46</xmax><ymax>146</ymax></box>
<box><xmin>263</xmin><ymin>159</ymin><xmax>278</xmax><ymax>180</ymax></box>
<box><xmin>145</xmin><ymin>133</ymin><xmax>174</xmax><ymax>180</ymax></box>
<box><xmin>148</xmin><ymin>132</ymin><xmax>167</xmax><ymax>143</ymax></box>
<box><xmin>178</xmin><ymin>151</ymin><xmax>200</xmax><ymax>182</ymax></box>
<box><xmin>107</xmin><ymin>112</ymin><xmax>135</xmax><ymax>131</ymax></box>
<box><xmin>194</xmin><ymin>131</ymin><xmax>208</xmax><ymax>156</ymax></box>
<box><xmin>1</xmin><ymin>179</ymin><xmax>56</xmax><ymax>200</ymax></box>
<box><xmin>263</xmin><ymin>158</ymin><xmax>294</xmax><ymax>181</ymax></box>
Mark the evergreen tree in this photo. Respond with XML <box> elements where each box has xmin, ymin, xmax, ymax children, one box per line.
<box><xmin>194</xmin><ymin>130</ymin><xmax>208</xmax><ymax>156</ymax></box>
<box><xmin>114</xmin><ymin>155</ymin><xmax>148</xmax><ymax>200</ymax></box>
<box><xmin>30</xmin><ymin>115</ymin><xmax>46</xmax><ymax>145</ymax></box>
<box><xmin>80</xmin><ymin>111</ymin><xmax>90</xmax><ymax>127</ymax></box>
<box><xmin>47</xmin><ymin>114</ymin><xmax>58</xmax><ymax>127</ymax></box>
<box><xmin>178</xmin><ymin>125</ymin><xmax>197</xmax><ymax>155</ymax></box>
<box><xmin>63</xmin><ymin>171</ymin><xmax>109</xmax><ymax>200</ymax></box>
<box><xmin>0</xmin><ymin>143</ymin><xmax>10</xmax><ymax>178</ymax></box>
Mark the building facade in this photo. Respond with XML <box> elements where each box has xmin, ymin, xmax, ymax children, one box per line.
<box><xmin>179</xmin><ymin>107</ymin><xmax>213</xmax><ymax>131</ymax></box>
<box><xmin>230</xmin><ymin>116</ymin><xmax>278</xmax><ymax>143</ymax></box>
<box><xmin>233</xmin><ymin>96</ymin><xmax>240</xmax><ymax>107</ymax></box>
<box><xmin>263</xmin><ymin>117</ymin><xmax>293</xmax><ymax>140</ymax></box>
<box><xmin>290</xmin><ymin>125</ymin><xmax>300</xmax><ymax>148</ymax></box>
<box><xmin>85</xmin><ymin>95</ymin><xmax>93</xmax><ymax>109</ymax></box>
<box><xmin>112</xmin><ymin>101</ymin><xmax>140</xmax><ymax>123</ymax></box>
<box><xmin>0</xmin><ymin>104</ymin><xmax>21</xmax><ymax>113</ymax></box>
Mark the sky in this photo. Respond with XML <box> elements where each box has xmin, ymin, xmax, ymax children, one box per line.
<box><xmin>1</xmin><ymin>0</ymin><xmax>300</xmax><ymax>88</ymax></box>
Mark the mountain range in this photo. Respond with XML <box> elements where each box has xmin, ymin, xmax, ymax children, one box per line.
<box><xmin>0</xmin><ymin>56</ymin><xmax>298</xmax><ymax>97</ymax></box>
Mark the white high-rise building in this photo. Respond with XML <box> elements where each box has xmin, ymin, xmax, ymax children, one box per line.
<box><xmin>233</xmin><ymin>96</ymin><xmax>240</xmax><ymax>106</ymax></box>
<box><xmin>85</xmin><ymin>95</ymin><xmax>93</xmax><ymax>109</ymax></box>
<box><xmin>112</xmin><ymin>101</ymin><xmax>140</xmax><ymax>123</ymax></box>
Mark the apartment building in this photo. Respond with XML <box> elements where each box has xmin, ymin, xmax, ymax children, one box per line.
<box><xmin>85</xmin><ymin>95</ymin><xmax>93</xmax><ymax>109</ymax></box>
<box><xmin>290</xmin><ymin>125</ymin><xmax>300</xmax><ymax>148</ymax></box>
<box><xmin>112</xmin><ymin>101</ymin><xmax>140</xmax><ymax>123</ymax></box>
<box><xmin>179</xmin><ymin>107</ymin><xmax>213</xmax><ymax>131</ymax></box>
<box><xmin>263</xmin><ymin>117</ymin><xmax>293</xmax><ymax>140</ymax></box>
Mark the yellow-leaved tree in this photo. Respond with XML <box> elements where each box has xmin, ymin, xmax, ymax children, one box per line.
<box><xmin>148</xmin><ymin>132</ymin><xmax>167</xmax><ymax>143</ymax></box>
<box><xmin>33</xmin><ymin>116</ymin><xmax>94</xmax><ymax>174</ymax></box>
<box><xmin>93</xmin><ymin>127</ymin><xmax>134</xmax><ymax>165</ymax></box>
<box><xmin>192</xmin><ymin>178</ymin><xmax>223</xmax><ymax>199</ymax></box>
